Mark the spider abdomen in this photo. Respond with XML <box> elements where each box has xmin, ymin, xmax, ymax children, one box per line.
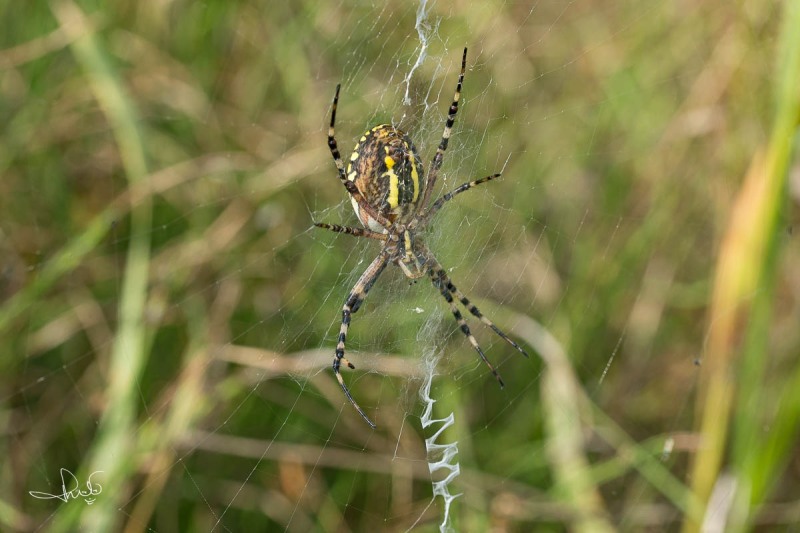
<box><xmin>346</xmin><ymin>125</ymin><xmax>424</xmax><ymax>231</ymax></box>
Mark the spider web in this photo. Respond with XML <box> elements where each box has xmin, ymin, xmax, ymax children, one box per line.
<box><xmin>2</xmin><ymin>0</ymin><xmax>778</xmax><ymax>531</ymax></box>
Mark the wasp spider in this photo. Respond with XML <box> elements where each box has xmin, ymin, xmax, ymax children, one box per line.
<box><xmin>316</xmin><ymin>48</ymin><xmax>528</xmax><ymax>428</ymax></box>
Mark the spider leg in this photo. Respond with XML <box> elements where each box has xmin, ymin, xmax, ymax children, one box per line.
<box><xmin>333</xmin><ymin>251</ymin><xmax>390</xmax><ymax>428</ymax></box>
<box><xmin>429</xmin><ymin>263</ymin><xmax>506</xmax><ymax>388</ymax></box>
<box><xmin>416</xmin><ymin>173</ymin><xmax>501</xmax><ymax>226</ymax></box>
<box><xmin>419</xmin><ymin>47</ymin><xmax>468</xmax><ymax>211</ymax></box>
<box><xmin>314</xmin><ymin>222</ymin><xmax>388</xmax><ymax>240</ymax></box>
<box><xmin>434</xmin><ymin>265</ymin><xmax>529</xmax><ymax>358</ymax></box>
<box><xmin>328</xmin><ymin>84</ymin><xmax>393</xmax><ymax>229</ymax></box>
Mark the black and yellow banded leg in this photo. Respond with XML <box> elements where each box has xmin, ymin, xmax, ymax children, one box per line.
<box><xmin>314</xmin><ymin>222</ymin><xmax>387</xmax><ymax>241</ymax></box>
<box><xmin>437</xmin><ymin>267</ymin><xmax>529</xmax><ymax>358</ymax></box>
<box><xmin>419</xmin><ymin>173</ymin><xmax>501</xmax><ymax>225</ymax></box>
<box><xmin>333</xmin><ymin>251</ymin><xmax>390</xmax><ymax>428</ymax></box>
<box><xmin>420</xmin><ymin>47</ymin><xmax>468</xmax><ymax>209</ymax></box>
<box><xmin>327</xmin><ymin>84</ymin><xmax>394</xmax><ymax>229</ymax></box>
<box><xmin>429</xmin><ymin>265</ymin><xmax>505</xmax><ymax>388</ymax></box>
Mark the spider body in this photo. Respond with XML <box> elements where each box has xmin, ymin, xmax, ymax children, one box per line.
<box><xmin>317</xmin><ymin>48</ymin><xmax>529</xmax><ymax>428</ymax></box>
<box><xmin>347</xmin><ymin>125</ymin><xmax>424</xmax><ymax>231</ymax></box>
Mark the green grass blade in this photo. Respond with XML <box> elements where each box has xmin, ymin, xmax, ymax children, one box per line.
<box><xmin>46</xmin><ymin>2</ymin><xmax>152</xmax><ymax>531</ymax></box>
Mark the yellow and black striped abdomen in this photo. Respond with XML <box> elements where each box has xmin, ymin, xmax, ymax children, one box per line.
<box><xmin>346</xmin><ymin>125</ymin><xmax>424</xmax><ymax>231</ymax></box>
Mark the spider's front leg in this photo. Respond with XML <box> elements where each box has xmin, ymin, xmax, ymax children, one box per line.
<box><xmin>333</xmin><ymin>251</ymin><xmax>390</xmax><ymax>428</ymax></box>
<box><xmin>442</xmin><ymin>272</ymin><xmax>529</xmax><ymax>358</ymax></box>
<box><xmin>429</xmin><ymin>265</ymin><xmax>506</xmax><ymax>388</ymax></box>
<box><xmin>428</xmin><ymin>256</ymin><xmax>529</xmax><ymax>386</ymax></box>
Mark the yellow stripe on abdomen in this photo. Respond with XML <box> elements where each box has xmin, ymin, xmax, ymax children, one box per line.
<box><xmin>410</xmin><ymin>157</ymin><xmax>420</xmax><ymax>202</ymax></box>
<box><xmin>385</xmin><ymin>155</ymin><xmax>399</xmax><ymax>208</ymax></box>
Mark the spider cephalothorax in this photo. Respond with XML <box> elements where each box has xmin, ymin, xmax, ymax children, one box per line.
<box><xmin>316</xmin><ymin>48</ymin><xmax>529</xmax><ymax>428</ymax></box>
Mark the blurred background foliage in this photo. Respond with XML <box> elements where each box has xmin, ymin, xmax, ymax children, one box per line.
<box><xmin>1</xmin><ymin>1</ymin><xmax>799</xmax><ymax>531</ymax></box>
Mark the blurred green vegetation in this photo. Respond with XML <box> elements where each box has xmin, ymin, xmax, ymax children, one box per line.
<box><xmin>1</xmin><ymin>1</ymin><xmax>799</xmax><ymax>532</ymax></box>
